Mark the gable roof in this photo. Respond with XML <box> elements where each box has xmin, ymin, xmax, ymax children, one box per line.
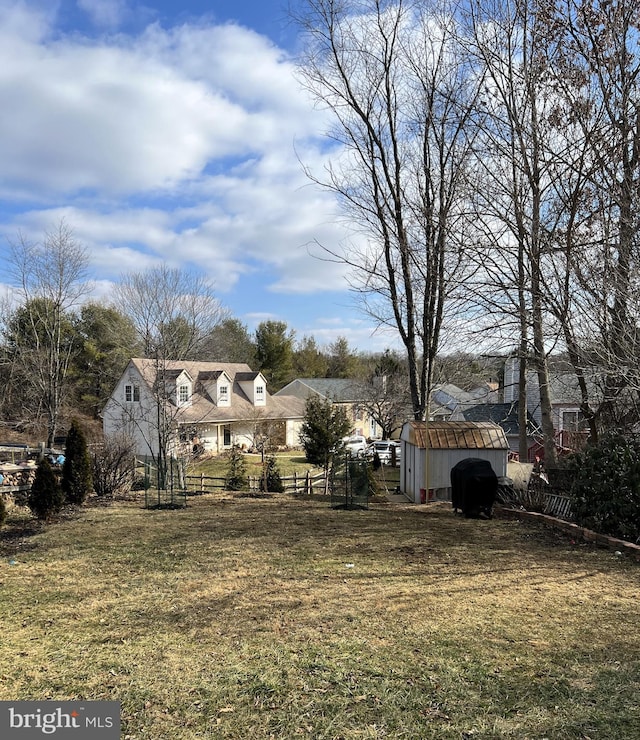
<box><xmin>431</xmin><ymin>384</ymin><xmax>475</xmax><ymax>413</ymax></box>
<box><xmin>462</xmin><ymin>402</ymin><xmax>541</xmax><ymax>437</ymax></box>
<box><xmin>130</xmin><ymin>358</ymin><xmax>253</xmax><ymax>386</ymax></box>
<box><xmin>235</xmin><ymin>371</ymin><xmax>263</xmax><ymax>382</ymax></box>
<box><xmin>275</xmin><ymin>378</ymin><xmax>362</xmax><ymax>403</ymax></box>
<box><xmin>124</xmin><ymin>358</ymin><xmax>306</xmax><ymax>422</ymax></box>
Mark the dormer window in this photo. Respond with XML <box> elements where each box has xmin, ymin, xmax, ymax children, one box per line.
<box><xmin>256</xmin><ymin>386</ymin><xmax>264</xmax><ymax>398</ymax></box>
<box><xmin>219</xmin><ymin>385</ymin><xmax>229</xmax><ymax>399</ymax></box>
<box><xmin>179</xmin><ymin>384</ymin><xmax>190</xmax><ymax>405</ymax></box>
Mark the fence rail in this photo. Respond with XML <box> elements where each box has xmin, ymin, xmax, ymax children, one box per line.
<box><xmin>184</xmin><ymin>470</ymin><xmax>327</xmax><ymax>495</ymax></box>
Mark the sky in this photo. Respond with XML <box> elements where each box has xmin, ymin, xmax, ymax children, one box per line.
<box><xmin>0</xmin><ymin>0</ymin><xmax>401</xmax><ymax>354</ymax></box>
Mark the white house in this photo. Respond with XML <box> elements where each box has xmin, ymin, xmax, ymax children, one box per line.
<box><xmin>399</xmin><ymin>421</ymin><xmax>509</xmax><ymax>504</ymax></box>
<box><xmin>102</xmin><ymin>358</ymin><xmax>307</xmax><ymax>458</ymax></box>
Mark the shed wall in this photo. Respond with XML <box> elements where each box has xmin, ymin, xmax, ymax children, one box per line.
<box><xmin>403</xmin><ymin>444</ymin><xmax>507</xmax><ymax>503</ymax></box>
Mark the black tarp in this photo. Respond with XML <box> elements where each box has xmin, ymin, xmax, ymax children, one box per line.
<box><xmin>450</xmin><ymin>458</ymin><xmax>498</xmax><ymax>518</ymax></box>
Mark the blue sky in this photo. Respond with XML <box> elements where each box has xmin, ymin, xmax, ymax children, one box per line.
<box><xmin>0</xmin><ymin>0</ymin><xmax>400</xmax><ymax>353</ymax></box>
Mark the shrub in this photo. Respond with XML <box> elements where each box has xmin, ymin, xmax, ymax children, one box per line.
<box><xmin>569</xmin><ymin>433</ymin><xmax>640</xmax><ymax>543</ymax></box>
<box><xmin>225</xmin><ymin>445</ymin><xmax>248</xmax><ymax>491</ymax></box>
<box><xmin>92</xmin><ymin>434</ymin><xmax>136</xmax><ymax>498</ymax></box>
<box><xmin>62</xmin><ymin>419</ymin><xmax>93</xmax><ymax>505</ymax></box>
<box><xmin>28</xmin><ymin>458</ymin><xmax>65</xmax><ymax>521</ymax></box>
<box><xmin>260</xmin><ymin>454</ymin><xmax>285</xmax><ymax>493</ymax></box>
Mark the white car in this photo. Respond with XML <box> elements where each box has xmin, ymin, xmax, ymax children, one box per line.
<box><xmin>367</xmin><ymin>440</ymin><xmax>401</xmax><ymax>466</ymax></box>
<box><xmin>342</xmin><ymin>435</ymin><xmax>368</xmax><ymax>457</ymax></box>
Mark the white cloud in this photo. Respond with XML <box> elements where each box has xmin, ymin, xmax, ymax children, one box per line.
<box><xmin>0</xmin><ymin>2</ymin><xmax>381</xmax><ymax>345</ymax></box>
<box><xmin>78</xmin><ymin>0</ymin><xmax>127</xmax><ymax>29</ymax></box>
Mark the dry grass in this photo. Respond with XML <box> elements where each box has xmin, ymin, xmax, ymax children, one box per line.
<box><xmin>1</xmin><ymin>494</ymin><xmax>639</xmax><ymax>739</ymax></box>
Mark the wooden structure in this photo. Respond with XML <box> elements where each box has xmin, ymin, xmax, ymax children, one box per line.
<box><xmin>399</xmin><ymin>421</ymin><xmax>509</xmax><ymax>504</ymax></box>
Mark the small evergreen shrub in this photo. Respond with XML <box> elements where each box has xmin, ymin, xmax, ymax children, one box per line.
<box><xmin>569</xmin><ymin>434</ymin><xmax>640</xmax><ymax>543</ymax></box>
<box><xmin>28</xmin><ymin>458</ymin><xmax>65</xmax><ymax>521</ymax></box>
<box><xmin>260</xmin><ymin>454</ymin><xmax>284</xmax><ymax>493</ymax></box>
<box><xmin>225</xmin><ymin>445</ymin><xmax>248</xmax><ymax>491</ymax></box>
<box><xmin>62</xmin><ymin>419</ymin><xmax>93</xmax><ymax>505</ymax></box>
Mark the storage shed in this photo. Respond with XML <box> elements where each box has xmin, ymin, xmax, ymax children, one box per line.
<box><xmin>399</xmin><ymin>421</ymin><xmax>509</xmax><ymax>504</ymax></box>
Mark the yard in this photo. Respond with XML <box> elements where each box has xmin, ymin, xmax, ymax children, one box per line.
<box><xmin>1</xmin><ymin>493</ymin><xmax>639</xmax><ymax>739</ymax></box>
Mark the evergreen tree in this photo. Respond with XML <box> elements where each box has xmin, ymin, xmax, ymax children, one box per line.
<box><xmin>225</xmin><ymin>445</ymin><xmax>248</xmax><ymax>491</ymax></box>
<box><xmin>28</xmin><ymin>458</ymin><xmax>65</xmax><ymax>520</ymax></box>
<box><xmin>62</xmin><ymin>419</ymin><xmax>93</xmax><ymax>504</ymax></box>
<box><xmin>255</xmin><ymin>320</ymin><xmax>295</xmax><ymax>391</ymax></box>
<box><xmin>260</xmin><ymin>454</ymin><xmax>284</xmax><ymax>493</ymax></box>
<box><xmin>300</xmin><ymin>395</ymin><xmax>352</xmax><ymax>473</ymax></box>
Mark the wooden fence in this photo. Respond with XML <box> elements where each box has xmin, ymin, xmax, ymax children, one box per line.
<box><xmin>184</xmin><ymin>470</ymin><xmax>328</xmax><ymax>496</ymax></box>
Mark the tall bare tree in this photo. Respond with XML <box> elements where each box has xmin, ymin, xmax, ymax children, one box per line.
<box><xmin>296</xmin><ymin>0</ymin><xmax>481</xmax><ymax>419</ymax></box>
<box><xmin>114</xmin><ymin>265</ymin><xmax>228</xmax><ymax>487</ymax></box>
<box><xmin>464</xmin><ymin>0</ymin><xmax>562</xmax><ymax>463</ymax></box>
<box><xmin>3</xmin><ymin>221</ymin><xmax>90</xmax><ymax>446</ymax></box>
<box><xmin>544</xmin><ymin>0</ymin><xmax>640</xmax><ymax>433</ymax></box>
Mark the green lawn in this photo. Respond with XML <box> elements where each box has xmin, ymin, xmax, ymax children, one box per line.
<box><xmin>192</xmin><ymin>452</ymin><xmax>319</xmax><ymax>479</ymax></box>
<box><xmin>1</xmin><ymin>494</ymin><xmax>639</xmax><ymax>739</ymax></box>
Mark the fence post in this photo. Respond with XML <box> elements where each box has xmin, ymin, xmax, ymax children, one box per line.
<box><xmin>305</xmin><ymin>470</ymin><xmax>310</xmax><ymax>495</ymax></box>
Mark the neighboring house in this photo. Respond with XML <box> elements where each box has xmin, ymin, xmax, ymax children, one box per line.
<box><xmin>503</xmin><ymin>358</ymin><xmax>594</xmax><ymax>453</ymax></box>
<box><xmin>275</xmin><ymin>378</ymin><xmax>381</xmax><ymax>439</ymax></box>
<box><xmin>431</xmin><ymin>382</ymin><xmax>501</xmax><ymax>421</ymax></box>
<box><xmin>102</xmin><ymin>358</ymin><xmax>307</xmax><ymax>458</ymax></box>
<box><xmin>399</xmin><ymin>420</ymin><xmax>509</xmax><ymax>504</ymax></box>
<box><xmin>461</xmin><ymin>402</ymin><xmax>541</xmax><ymax>459</ymax></box>
<box><xmin>431</xmin><ymin>384</ymin><xmax>476</xmax><ymax>420</ymax></box>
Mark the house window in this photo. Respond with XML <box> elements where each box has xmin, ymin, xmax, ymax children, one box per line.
<box><xmin>256</xmin><ymin>386</ymin><xmax>264</xmax><ymax>397</ymax></box>
<box><xmin>223</xmin><ymin>426</ymin><xmax>231</xmax><ymax>446</ymax></box>
<box><xmin>562</xmin><ymin>410</ymin><xmax>587</xmax><ymax>431</ymax></box>
<box><xmin>125</xmin><ymin>384</ymin><xmax>140</xmax><ymax>402</ymax></box>
<box><xmin>179</xmin><ymin>384</ymin><xmax>190</xmax><ymax>404</ymax></box>
<box><xmin>219</xmin><ymin>385</ymin><xmax>228</xmax><ymax>399</ymax></box>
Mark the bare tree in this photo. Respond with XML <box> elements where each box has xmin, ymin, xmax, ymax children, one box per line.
<box><xmin>464</xmin><ymin>0</ymin><xmax>563</xmax><ymax>463</ymax></box>
<box><xmin>113</xmin><ymin>266</ymin><xmax>228</xmax><ymax>488</ymax></box>
<box><xmin>296</xmin><ymin>0</ymin><xmax>481</xmax><ymax>420</ymax></box>
<box><xmin>353</xmin><ymin>350</ymin><xmax>412</xmax><ymax>438</ymax></box>
<box><xmin>544</xmin><ymin>0</ymin><xmax>640</xmax><ymax>434</ymax></box>
<box><xmin>115</xmin><ymin>265</ymin><xmax>228</xmax><ymax>360</ymax></box>
<box><xmin>3</xmin><ymin>221</ymin><xmax>90</xmax><ymax>446</ymax></box>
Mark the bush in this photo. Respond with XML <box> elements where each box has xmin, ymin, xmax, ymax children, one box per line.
<box><xmin>28</xmin><ymin>458</ymin><xmax>65</xmax><ymax>521</ymax></box>
<box><xmin>225</xmin><ymin>445</ymin><xmax>248</xmax><ymax>491</ymax></box>
<box><xmin>260</xmin><ymin>454</ymin><xmax>284</xmax><ymax>493</ymax></box>
<box><xmin>569</xmin><ymin>434</ymin><xmax>640</xmax><ymax>542</ymax></box>
<box><xmin>92</xmin><ymin>435</ymin><xmax>136</xmax><ymax>498</ymax></box>
<box><xmin>62</xmin><ymin>419</ymin><xmax>93</xmax><ymax>504</ymax></box>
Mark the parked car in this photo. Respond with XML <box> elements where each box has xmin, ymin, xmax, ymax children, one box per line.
<box><xmin>366</xmin><ymin>440</ymin><xmax>401</xmax><ymax>466</ymax></box>
<box><xmin>342</xmin><ymin>435</ymin><xmax>368</xmax><ymax>457</ymax></box>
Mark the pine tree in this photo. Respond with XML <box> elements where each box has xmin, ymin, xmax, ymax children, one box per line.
<box><xmin>62</xmin><ymin>419</ymin><xmax>93</xmax><ymax>504</ymax></box>
<box><xmin>224</xmin><ymin>445</ymin><xmax>248</xmax><ymax>491</ymax></box>
<box><xmin>260</xmin><ymin>454</ymin><xmax>284</xmax><ymax>493</ymax></box>
<box><xmin>28</xmin><ymin>458</ymin><xmax>65</xmax><ymax>520</ymax></box>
